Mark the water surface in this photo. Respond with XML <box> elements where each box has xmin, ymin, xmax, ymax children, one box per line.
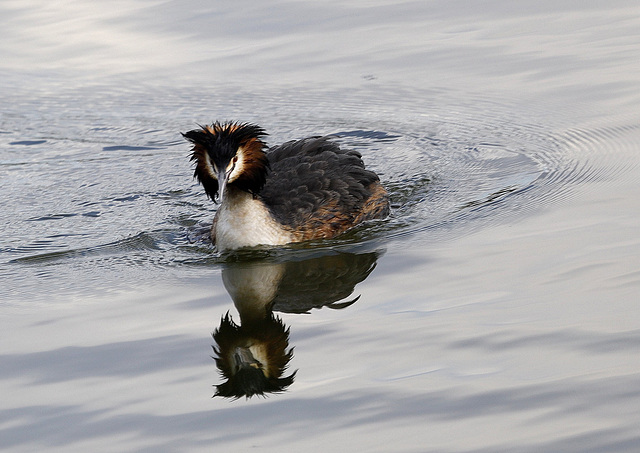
<box><xmin>1</xmin><ymin>1</ymin><xmax>639</xmax><ymax>452</ymax></box>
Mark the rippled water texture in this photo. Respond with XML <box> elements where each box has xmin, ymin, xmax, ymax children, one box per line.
<box><xmin>4</xmin><ymin>88</ymin><xmax>632</xmax><ymax>300</ymax></box>
<box><xmin>1</xmin><ymin>1</ymin><xmax>640</xmax><ymax>452</ymax></box>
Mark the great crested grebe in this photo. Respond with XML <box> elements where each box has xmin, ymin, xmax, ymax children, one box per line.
<box><xmin>183</xmin><ymin>121</ymin><xmax>390</xmax><ymax>251</ymax></box>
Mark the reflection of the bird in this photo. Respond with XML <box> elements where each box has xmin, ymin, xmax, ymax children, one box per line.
<box><xmin>213</xmin><ymin>251</ymin><xmax>380</xmax><ymax>399</ymax></box>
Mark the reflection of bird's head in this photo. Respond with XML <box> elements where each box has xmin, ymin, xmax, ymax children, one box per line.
<box><xmin>212</xmin><ymin>312</ymin><xmax>296</xmax><ymax>399</ymax></box>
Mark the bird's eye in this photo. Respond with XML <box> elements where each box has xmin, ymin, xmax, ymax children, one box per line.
<box><xmin>226</xmin><ymin>156</ymin><xmax>238</xmax><ymax>173</ymax></box>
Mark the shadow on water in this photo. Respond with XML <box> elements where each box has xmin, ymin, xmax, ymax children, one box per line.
<box><xmin>212</xmin><ymin>250</ymin><xmax>381</xmax><ymax>399</ymax></box>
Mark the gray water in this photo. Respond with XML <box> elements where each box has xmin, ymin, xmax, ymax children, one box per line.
<box><xmin>1</xmin><ymin>1</ymin><xmax>640</xmax><ymax>452</ymax></box>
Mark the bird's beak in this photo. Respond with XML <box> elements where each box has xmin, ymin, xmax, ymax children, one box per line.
<box><xmin>216</xmin><ymin>168</ymin><xmax>230</xmax><ymax>203</ymax></box>
<box><xmin>233</xmin><ymin>347</ymin><xmax>261</xmax><ymax>372</ymax></box>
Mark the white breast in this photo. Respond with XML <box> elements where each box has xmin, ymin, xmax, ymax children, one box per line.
<box><xmin>213</xmin><ymin>192</ymin><xmax>294</xmax><ymax>252</ymax></box>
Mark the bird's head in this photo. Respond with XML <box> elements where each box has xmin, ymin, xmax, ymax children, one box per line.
<box><xmin>183</xmin><ymin>122</ymin><xmax>269</xmax><ymax>202</ymax></box>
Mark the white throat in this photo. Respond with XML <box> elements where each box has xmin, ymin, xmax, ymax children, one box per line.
<box><xmin>213</xmin><ymin>190</ymin><xmax>294</xmax><ymax>252</ymax></box>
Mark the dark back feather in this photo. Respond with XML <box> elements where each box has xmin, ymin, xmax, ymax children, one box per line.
<box><xmin>260</xmin><ymin>137</ymin><xmax>381</xmax><ymax>231</ymax></box>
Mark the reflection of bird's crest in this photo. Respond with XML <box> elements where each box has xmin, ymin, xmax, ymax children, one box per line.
<box><xmin>212</xmin><ymin>312</ymin><xmax>296</xmax><ymax>399</ymax></box>
<box><xmin>212</xmin><ymin>250</ymin><xmax>384</xmax><ymax>399</ymax></box>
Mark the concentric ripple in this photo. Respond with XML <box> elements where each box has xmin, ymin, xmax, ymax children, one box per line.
<box><xmin>1</xmin><ymin>84</ymin><xmax>636</xmax><ymax>301</ymax></box>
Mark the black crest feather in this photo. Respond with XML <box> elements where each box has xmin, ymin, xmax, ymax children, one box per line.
<box><xmin>182</xmin><ymin>122</ymin><xmax>269</xmax><ymax>200</ymax></box>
